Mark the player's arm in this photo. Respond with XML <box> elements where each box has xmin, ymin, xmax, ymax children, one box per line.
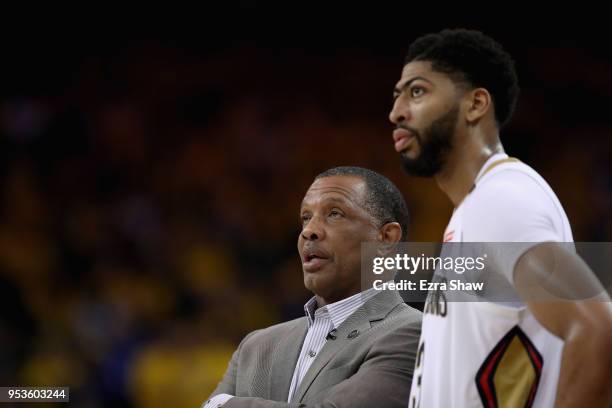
<box><xmin>515</xmin><ymin>243</ymin><xmax>612</xmax><ymax>408</ymax></box>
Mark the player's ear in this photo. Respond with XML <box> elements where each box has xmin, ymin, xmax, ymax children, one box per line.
<box><xmin>464</xmin><ymin>87</ymin><xmax>492</xmax><ymax>124</ymax></box>
<box><xmin>377</xmin><ymin>222</ymin><xmax>402</xmax><ymax>256</ymax></box>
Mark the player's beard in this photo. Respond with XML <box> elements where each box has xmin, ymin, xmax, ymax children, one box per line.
<box><xmin>400</xmin><ymin>105</ymin><xmax>459</xmax><ymax>177</ymax></box>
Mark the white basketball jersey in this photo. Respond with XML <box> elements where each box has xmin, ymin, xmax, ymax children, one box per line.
<box><xmin>409</xmin><ymin>153</ymin><xmax>573</xmax><ymax>408</ymax></box>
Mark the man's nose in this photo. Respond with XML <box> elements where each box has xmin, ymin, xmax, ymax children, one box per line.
<box><xmin>301</xmin><ymin>217</ymin><xmax>325</xmax><ymax>241</ymax></box>
<box><xmin>389</xmin><ymin>99</ymin><xmax>410</xmax><ymax>125</ymax></box>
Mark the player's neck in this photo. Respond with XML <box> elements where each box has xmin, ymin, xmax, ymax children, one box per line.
<box><xmin>435</xmin><ymin>134</ymin><xmax>504</xmax><ymax>207</ymax></box>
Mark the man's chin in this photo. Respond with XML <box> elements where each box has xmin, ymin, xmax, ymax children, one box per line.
<box><xmin>400</xmin><ymin>158</ymin><xmax>439</xmax><ymax>177</ymax></box>
<box><xmin>304</xmin><ymin>274</ymin><xmax>325</xmax><ymax>293</ymax></box>
<box><xmin>305</xmin><ymin>272</ymin><xmax>339</xmax><ymax>294</ymax></box>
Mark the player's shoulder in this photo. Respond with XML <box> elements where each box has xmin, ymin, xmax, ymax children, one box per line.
<box><xmin>470</xmin><ymin>161</ymin><xmax>555</xmax><ymax>208</ymax></box>
<box><xmin>460</xmin><ymin>160</ymin><xmax>569</xmax><ymax>239</ymax></box>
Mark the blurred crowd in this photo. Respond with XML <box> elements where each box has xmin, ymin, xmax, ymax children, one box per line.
<box><xmin>0</xmin><ymin>38</ymin><xmax>610</xmax><ymax>407</ymax></box>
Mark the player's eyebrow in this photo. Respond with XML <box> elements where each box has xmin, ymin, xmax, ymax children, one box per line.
<box><xmin>393</xmin><ymin>76</ymin><xmax>434</xmax><ymax>96</ymax></box>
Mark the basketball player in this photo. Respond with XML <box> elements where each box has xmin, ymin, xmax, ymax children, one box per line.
<box><xmin>389</xmin><ymin>29</ymin><xmax>612</xmax><ymax>407</ymax></box>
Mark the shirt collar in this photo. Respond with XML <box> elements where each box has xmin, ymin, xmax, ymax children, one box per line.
<box><xmin>474</xmin><ymin>152</ymin><xmax>509</xmax><ymax>183</ymax></box>
<box><xmin>303</xmin><ymin>288</ymin><xmax>379</xmax><ymax>329</ymax></box>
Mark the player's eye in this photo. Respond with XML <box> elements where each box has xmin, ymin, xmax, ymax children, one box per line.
<box><xmin>411</xmin><ymin>86</ymin><xmax>425</xmax><ymax>98</ymax></box>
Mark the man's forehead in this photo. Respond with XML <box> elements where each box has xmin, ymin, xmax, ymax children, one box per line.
<box><xmin>301</xmin><ymin>176</ymin><xmax>366</xmax><ymax>205</ymax></box>
<box><xmin>397</xmin><ymin>60</ymin><xmax>440</xmax><ymax>86</ymax></box>
<box><xmin>402</xmin><ymin>60</ymin><xmax>433</xmax><ymax>76</ymax></box>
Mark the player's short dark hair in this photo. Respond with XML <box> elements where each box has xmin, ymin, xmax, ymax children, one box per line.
<box><xmin>315</xmin><ymin>166</ymin><xmax>410</xmax><ymax>241</ymax></box>
<box><xmin>405</xmin><ymin>29</ymin><xmax>519</xmax><ymax>128</ymax></box>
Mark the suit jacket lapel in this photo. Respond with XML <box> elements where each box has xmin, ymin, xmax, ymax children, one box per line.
<box><xmin>292</xmin><ymin>290</ymin><xmax>404</xmax><ymax>402</ymax></box>
<box><xmin>268</xmin><ymin>318</ymin><xmax>308</xmax><ymax>401</ymax></box>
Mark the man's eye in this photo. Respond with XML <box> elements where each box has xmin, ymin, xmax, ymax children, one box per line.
<box><xmin>411</xmin><ymin>87</ymin><xmax>425</xmax><ymax>98</ymax></box>
<box><xmin>329</xmin><ymin>210</ymin><xmax>343</xmax><ymax>218</ymax></box>
<box><xmin>301</xmin><ymin>215</ymin><xmax>311</xmax><ymax>224</ymax></box>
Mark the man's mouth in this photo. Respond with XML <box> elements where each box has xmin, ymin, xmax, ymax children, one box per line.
<box><xmin>302</xmin><ymin>249</ymin><xmax>331</xmax><ymax>271</ymax></box>
<box><xmin>393</xmin><ymin>128</ymin><xmax>416</xmax><ymax>153</ymax></box>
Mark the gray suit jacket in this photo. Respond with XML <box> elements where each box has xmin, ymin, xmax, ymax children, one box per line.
<box><xmin>207</xmin><ymin>290</ymin><xmax>422</xmax><ymax>408</ymax></box>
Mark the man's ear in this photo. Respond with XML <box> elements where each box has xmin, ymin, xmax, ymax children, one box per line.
<box><xmin>464</xmin><ymin>87</ymin><xmax>492</xmax><ymax>124</ymax></box>
<box><xmin>377</xmin><ymin>222</ymin><xmax>402</xmax><ymax>256</ymax></box>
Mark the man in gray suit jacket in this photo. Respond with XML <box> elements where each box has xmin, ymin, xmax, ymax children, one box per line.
<box><xmin>203</xmin><ymin>167</ymin><xmax>422</xmax><ymax>408</ymax></box>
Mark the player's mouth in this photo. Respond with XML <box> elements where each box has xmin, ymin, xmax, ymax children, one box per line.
<box><xmin>393</xmin><ymin>128</ymin><xmax>416</xmax><ymax>153</ymax></box>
